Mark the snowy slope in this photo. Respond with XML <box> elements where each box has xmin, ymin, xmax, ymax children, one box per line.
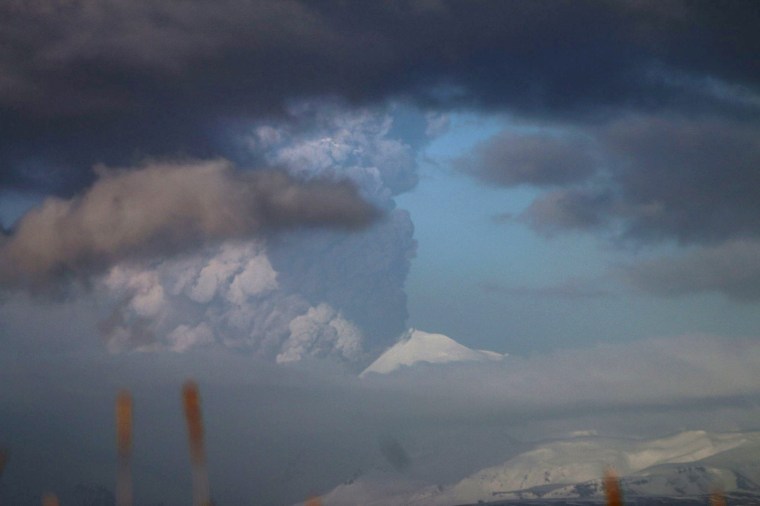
<box><xmin>360</xmin><ymin>329</ymin><xmax>505</xmax><ymax>377</ymax></box>
<box><xmin>433</xmin><ymin>430</ymin><xmax>757</xmax><ymax>505</ymax></box>
<box><xmin>310</xmin><ymin>471</ymin><xmax>434</xmax><ymax>506</ymax></box>
<box><xmin>312</xmin><ymin>430</ymin><xmax>760</xmax><ymax>506</ymax></box>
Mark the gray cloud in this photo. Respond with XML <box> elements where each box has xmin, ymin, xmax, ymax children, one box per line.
<box><xmin>521</xmin><ymin>188</ymin><xmax>612</xmax><ymax>234</ymax></box>
<box><xmin>511</xmin><ymin>115</ymin><xmax>760</xmax><ymax>246</ymax></box>
<box><xmin>622</xmin><ymin>239</ymin><xmax>760</xmax><ymax>301</ymax></box>
<box><xmin>459</xmin><ymin>130</ymin><xmax>598</xmax><ymax>187</ymax></box>
<box><xmin>0</xmin><ymin>160</ymin><xmax>377</xmax><ymax>287</ymax></box>
<box><xmin>489</xmin><ymin>114</ymin><xmax>760</xmax><ymax>301</ymax></box>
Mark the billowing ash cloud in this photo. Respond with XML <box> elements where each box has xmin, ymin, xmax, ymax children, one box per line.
<box><xmin>0</xmin><ymin>160</ymin><xmax>377</xmax><ymax>286</ymax></box>
<box><xmin>98</xmin><ymin>209</ymin><xmax>413</xmax><ymax>360</ymax></box>
<box><xmin>100</xmin><ymin>240</ymin><xmax>300</xmax><ymax>355</ymax></box>
<box><xmin>90</xmin><ymin>104</ymin><xmax>418</xmax><ymax>360</ymax></box>
<box><xmin>243</xmin><ymin>101</ymin><xmax>419</xmax><ymax>201</ymax></box>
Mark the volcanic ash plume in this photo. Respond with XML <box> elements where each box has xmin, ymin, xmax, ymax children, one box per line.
<box><xmin>116</xmin><ymin>390</ymin><xmax>133</xmax><ymax>506</ymax></box>
<box><xmin>183</xmin><ymin>381</ymin><xmax>211</xmax><ymax>506</ymax></box>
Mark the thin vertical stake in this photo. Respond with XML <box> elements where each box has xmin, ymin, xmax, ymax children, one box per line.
<box><xmin>603</xmin><ymin>467</ymin><xmax>623</xmax><ymax>506</ymax></box>
<box><xmin>183</xmin><ymin>381</ymin><xmax>211</xmax><ymax>506</ymax></box>
<box><xmin>116</xmin><ymin>390</ymin><xmax>133</xmax><ymax>506</ymax></box>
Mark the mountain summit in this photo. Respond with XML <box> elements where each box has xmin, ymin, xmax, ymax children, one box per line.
<box><xmin>360</xmin><ymin>329</ymin><xmax>505</xmax><ymax>377</ymax></box>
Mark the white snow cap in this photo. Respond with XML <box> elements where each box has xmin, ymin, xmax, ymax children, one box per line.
<box><xmin>360</xmin><ymin>328</ymin><xmax>505</xmax><ymax>377</ymax></box>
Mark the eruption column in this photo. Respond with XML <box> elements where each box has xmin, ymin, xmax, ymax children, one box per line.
<box><xmin>116</xmin><ymin>390</ymin><xmax>133</xmax><ymax>506</ymax></box>
<box><xmin>183</xmin><ymin>381</ymin><xmax>211</xmax><ymax>506</ymax></box>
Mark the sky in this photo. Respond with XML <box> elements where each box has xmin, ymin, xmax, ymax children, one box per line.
<box><xmin>1</xmin><ymin>1</ymin><xmax>760</xmax><ymax>505</ymax></box>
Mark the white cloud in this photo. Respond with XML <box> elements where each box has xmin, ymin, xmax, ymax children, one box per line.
<box><xmin>227</xmin><ymin>255</ymin><xmax>278</xmax><ymax>304</ymax></box>
<box><xmin>166</xmin><ymin>322</ymin><xmax>215</xmax><ymax>352</ymax></box>
<box><xmin>104</xmin><ymin>267</ymin><xmax>166</xmax><ymax>318</ymax></box>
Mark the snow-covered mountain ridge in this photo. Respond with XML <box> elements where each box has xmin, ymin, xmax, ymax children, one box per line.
<box><xmin>315</xmin><ymin>430</ymin><xmax>760</xmax><ymax>505</ymax></box>
<box><xmin>438</xmin><ymin>430</ymin><xmax>760</xmax><ymax>505</ymax></box>
<box><xmin>360</xmin><ymin>329</ymin><xmax>505</xmax><ymax>377</ymax></box>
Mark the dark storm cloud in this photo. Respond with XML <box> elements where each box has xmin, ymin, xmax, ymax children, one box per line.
<box><xmin>601</xmin><ymin>115</ymin><xmax>760</xmax><ymax>244</ymax></box>
<box><xmin>0</xmin><ymin>160</ymin><xmax>377</xmax><ymax>287</ymax></box>
<box><xmin>519</xmin><ymin>115</ymin><xmax>760</xmax><ymax>244</ymax></box>
<box><xmin>2</xmin><ymin>0</ymin><xmax>758</xmax><ymax>196</ymax></box>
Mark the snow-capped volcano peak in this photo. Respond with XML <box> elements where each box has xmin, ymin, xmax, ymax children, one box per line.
<box><xmin>360</xmin><ymin>328</ymin><xmax>505</xmax><ymax>377</ymax></box>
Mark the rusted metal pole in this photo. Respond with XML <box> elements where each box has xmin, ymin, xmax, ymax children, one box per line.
<box><xmin>116</xmin><ymin>390</ymin><xmax>133</xmax><ymax>506</ymax></box>
<box><xmin>603</xmin><ymin>467</ymin><xmax>623</xmax><ymax>506</ymax></box>
<box><xmin>183</xmin><ymin>381</ymin><xmax>211</xmax><ymax>506</ymax></box>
